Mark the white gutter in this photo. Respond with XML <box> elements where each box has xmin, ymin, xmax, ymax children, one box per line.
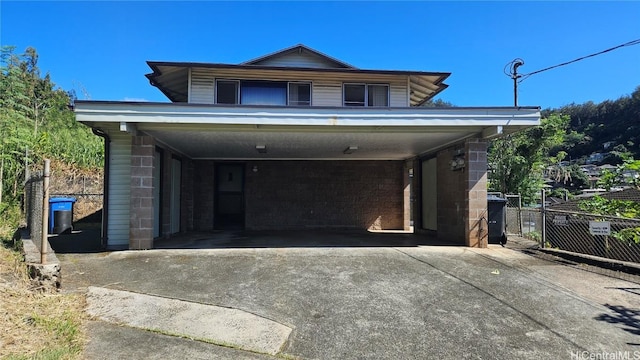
<box><xmin>75</xmin><ymin>102</ymin><xmax>541</xmax><ymax>128</ymax></box>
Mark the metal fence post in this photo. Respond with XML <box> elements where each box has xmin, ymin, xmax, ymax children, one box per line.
<box><xmin>540</xmin><ymin>189</ymin><xmax>546</xmax><ymax>249</ymax></box>
<box><xmin>41</xmin><ymin>159</ymin><xmax>50</xmax><ymax>264</ymax></box>
<box><xmin>517</xmin><ymin>195</ymin><xmax>522</xmax><ymax>236</ymax></box>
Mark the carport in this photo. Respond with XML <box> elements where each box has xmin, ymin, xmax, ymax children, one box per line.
<box><xmin>75</xmin><ymin>101</ymin><xmax>540</xmax><ymax>250</ymax></box>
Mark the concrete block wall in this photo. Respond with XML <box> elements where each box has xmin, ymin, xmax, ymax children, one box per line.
<box><xmin>435</xmin><ymin>138</ymin><xmax>488</xmax><ymax>247</ymax></box>
<box><xmin>244</xmin><ymin>160</ymin><xmax>404</xmax><ymax>230</ymax></box>
<box><xmin>465</xmin><ymin>139</ymin><xmax>488</xmax><ymax>247</ymax></box>
<box><xmin>130</xmin><ymin>136</ymin><xmax>155</xmax><ymax>249</ymax></box>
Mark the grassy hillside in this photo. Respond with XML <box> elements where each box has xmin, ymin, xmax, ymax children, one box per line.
<box><xmin>0</xmin><ymin>46</ymin><xmax>103</xmax><ymax>239</ymax></box>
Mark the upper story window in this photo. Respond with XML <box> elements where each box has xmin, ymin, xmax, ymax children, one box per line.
<box><xmin>242</xmin><ymin>81</ymin><xmax>287</xmax><ymax>105</ymax></box>
<box><xmin>215</xmin><ymin>80</ymin><xmax>311</xmax><ymax>106</ymax></box>
<box><xmin>288</xmin><ymin>82</ymin><xmax>311</xmax><ymax>106</ymax></box>
<box><xmin>343</xmin><ymin>83</ymin><xmax>389</xmax><ymax>107</ymax></box>
<box><xmin>216</xmin><ymin>80</ymin><xmax>239</xmax><ymax>104</ymax></box>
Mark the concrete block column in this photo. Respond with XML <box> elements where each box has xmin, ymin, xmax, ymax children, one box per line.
<box><xmin>435</xmin><ymin>138</ymin><xmax>489</xmax><ymax>247</ymax></box>
<box><xmin>130</xmin><ymin>136</ymin><xmax>155</xmax><ymax>249</ymax></box>
<box><xmin>465</xmin><ymin>139</ymin><xmax>488</xmax><ymax>248</ymax></box>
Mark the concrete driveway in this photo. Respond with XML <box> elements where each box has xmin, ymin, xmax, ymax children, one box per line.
<box><xmin>58</xmin><ymin>233</ymin><xmax>640</xmax><ymax>359</ymax></box>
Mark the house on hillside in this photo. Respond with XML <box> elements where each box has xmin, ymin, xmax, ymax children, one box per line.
<box><xmin>74</xmin><ymin>44</ymin><xmax>540</xmax><ymax>250</ymax></box>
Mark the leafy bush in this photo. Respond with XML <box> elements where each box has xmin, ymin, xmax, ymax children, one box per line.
<box><xmin>578</xmin><ymin>195</ymin><xmax>640</xmax><ymax>218</ymax></box>
<box><xmin>579</xmin><ymin>195</ymin><xmax>640</xmax><ymax>245</ymax></box>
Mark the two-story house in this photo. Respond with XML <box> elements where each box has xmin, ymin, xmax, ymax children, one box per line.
<box><xmin>75</xmin><ymin>44</ymin><xmax>540</xmax><ymax>250</ymax></box>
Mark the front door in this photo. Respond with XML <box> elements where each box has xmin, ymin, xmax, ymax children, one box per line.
<box><xmin>215</xmin><ymin>164</ymin><xmax>245</xmax><ymax>229</ymax></box>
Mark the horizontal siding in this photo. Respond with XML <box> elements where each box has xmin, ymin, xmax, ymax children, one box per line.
<box><xmin>254</xmin><ymin>52</ymin><xmax>340</xmax><ymax>69</ymax></box>
<box><xmin>312</xmin><ymin>81</ymin><xmax>342</xmax><ymax>107</ymax></box>
<box><xmin>190</xmin><ymin>68</ymin><xmax>215</xmax><ymax>104</ymax></box>
<box><xmin>189</xmin><ymin>68</ymin><xmax>410</xmax><ymax>107</ymax></box>
<box><xmin>390</xmin><ymin>84</ymin><xmax>408</xmax><ymax>107</ymax></box>
<box><xmin>107</xmin><ymin>133</ymin><xmax>131</xmax><ymax>247</ymax></box>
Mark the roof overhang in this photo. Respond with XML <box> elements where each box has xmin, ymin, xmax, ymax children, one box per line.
<box><xmin>145</xmin><ymin>62</ymin><xmax>450</xmax><ymax>105</ymax></box>
<box><xmin>75</xmin><ymin>101</ymin><xmax>540</xmax><ymax>160</ymax></box>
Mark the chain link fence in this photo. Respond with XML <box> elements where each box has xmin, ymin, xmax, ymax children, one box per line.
<box><xmin>503</xmin><ymin>194</ymin><xmax>542</xmax><ymax>240</ymax></box>
<box><xmin>505</xmin><ymin>195</ymin><xmax>522</xmax><ymax>236</ymax></box>
<box><xmin>21</xmin><ymin>160</ymin><xmax>104</xmax><ymax>262</ymax></box>
<box><xmin>503</xmin><ymin>190</ymin><xmax>640</xmax><ymax>264</ymax></box>
<box><xmin>521</xmin><ymin>208</ymin><xmax>542</xmax><ymax>237</ymax></box>
<box><xmin>24</xmin><ymin>172</ymin><xmax>44</xmax><ymax>253</ymax></box>
<box><xmin>544</xmin><ymin>209</ymin><xmax>640</xmax><ymax>263</ymax></box>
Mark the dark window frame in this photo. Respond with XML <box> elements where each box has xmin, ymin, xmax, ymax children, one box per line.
<box><xmin>343</xmin><ymin>83</ymin><xmax>390</xmax><ymax>107</ymax></box>
<box><xmin>214</xmin><ymin>79</ymin><xmax>312</xmax><ymax>106</ymax></box>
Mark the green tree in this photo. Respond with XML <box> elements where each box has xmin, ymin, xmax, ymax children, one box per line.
<box><xmin>598</xmin><ymin>158</ymin><xmax>640</xmax><ymax>190</ymax></box>
<box><xmin>488</xmin><ymin>113</ymin><xmax>570</xmax><ymax>204</ymax></box>
<box><xmin>0</xmin><ymin>46</ymin><xmax>103</xmax><ymax>207</ymax></box>
<box><xmin>552</xmin><ymin>86</ymin><xmax>640</xmax><ymax>161</ymax></box>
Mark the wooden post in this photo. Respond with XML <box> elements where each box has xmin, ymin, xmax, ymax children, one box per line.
<box><xmin>41</xmin><ymin>159</ymin><xmax>50</xmax><ymax>264</ymax></box>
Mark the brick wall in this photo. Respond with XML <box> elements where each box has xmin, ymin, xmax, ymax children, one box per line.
<box><xmin>129</xmin><ymin>136</ymin><xmax>155</xmax><ymax>249</ymax></box>
<box><xmin>244</xmin><ymin>160</ymin><xmax>404</xmax><ymax>230</ymax></box>
<box><xmin>178</xmin><ymin>160</ymin><xmax>401</xmax><ymax>231</ymax></box>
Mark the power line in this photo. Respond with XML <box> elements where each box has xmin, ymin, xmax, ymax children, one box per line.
<box><xmin>517</xmin><ymin>38</ymin><xmax>640</xmax><ymax>83</ymax></box>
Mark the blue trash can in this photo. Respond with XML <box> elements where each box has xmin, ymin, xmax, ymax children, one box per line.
<box><xmin>49</xmin><ymin>197</ymin><xmax>76</xmax><ymax>234</ymax></box>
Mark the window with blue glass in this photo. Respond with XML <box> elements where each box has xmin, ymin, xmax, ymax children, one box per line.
<box><xmin>241</xmin><ymin>81</ymin><xmax>287</xmax><ymax>105</ymax></box>
<box><xmin>215</xmin><ymin>80</ymin><xmax>311</xmax><ymax>106</ymax></box>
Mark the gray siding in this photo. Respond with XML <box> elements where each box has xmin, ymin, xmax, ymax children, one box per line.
<box><xmin>390</xmin><ymin>83</ymin><xmax>408</xmax><ymax>107</ymax></box>
<box><xmin>312</xmin><ymin>81</ymin><xmax>342</xmax><ymax>107</ymax></box>
<box><xmin>313</xmin><ymin>80</ymin><xmax>407</xmax><ymax>107</ymax></box>
<box><xmin>107</xmin><ymin>132</ymin><xmax>131</xmax><ymax>248</ymax></box>
<box><xmin>190</xmin><ymin>68</ymin><xmax>215</xmax><ymax>104</ymax></box>
<box><xmin>188</xmin><ymin>68</ymin><xmax>409</xmax><ymax>107</ymax></box>
<box><xmin>252</xmin><ymin>52</ymin><xmax>342</xmax><ymax>69</ymax></box>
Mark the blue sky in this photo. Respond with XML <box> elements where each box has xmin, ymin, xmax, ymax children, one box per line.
<box><xmin>1</xmin><ymin>1</ymin><xmax>639</xmax><ymax>108</ymax></box>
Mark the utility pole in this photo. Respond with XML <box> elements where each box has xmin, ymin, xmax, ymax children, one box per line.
<box><xmin>509</xmin><ymin>59</ymin><xmax>524</xmax><ymax>107</ymax></box>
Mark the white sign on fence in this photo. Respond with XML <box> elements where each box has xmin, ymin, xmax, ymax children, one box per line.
<box><xmin>589</xmin><ymin>221</ymin><xmax>611</xmax><ymax>236</ymax></box>
<box><xmin>553</xmin><ymin>215</ymin><xmax>569</xmax><ymax>226</ymax></box>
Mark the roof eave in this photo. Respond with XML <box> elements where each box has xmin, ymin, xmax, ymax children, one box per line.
<box><xmin>145</xmin><ymin>61</ymin><xmax>451</xmax><ymax>78</ymax></box>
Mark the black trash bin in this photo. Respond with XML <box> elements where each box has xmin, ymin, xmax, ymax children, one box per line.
<box><xmin>487</xmin><ymin>195</ymin><xmax>508</xmax><ymax>245</ymax></box>
<box><xmin>49</xmin><ymin>197</ymin><xmax>76</xmax><ymax>234</ymax></box>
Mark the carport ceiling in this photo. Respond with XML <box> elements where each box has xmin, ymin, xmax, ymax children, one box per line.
<box><xmin>140</xmin><ymin>125</ymin><xmax>483</xmax><ymax>160</ymax></box>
